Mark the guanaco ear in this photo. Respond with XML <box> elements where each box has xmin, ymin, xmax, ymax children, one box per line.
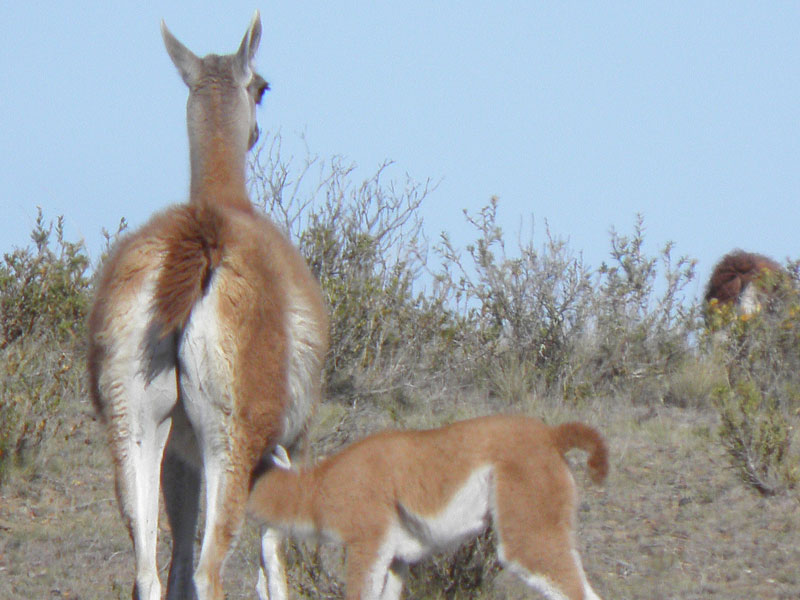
<box><xmin>161</xmin><ymin>20</ymin><xmax>202</xmax><ymax>87</ymax></box>
<box><xmin>271</xmin><ymin>445</ymin><xmax>292</xmax><ymax>471</ymax></box>
<box><xmin>234</xmin><ymin>10</ymin><xmax>261</xmax><ymax>80</ymax></box>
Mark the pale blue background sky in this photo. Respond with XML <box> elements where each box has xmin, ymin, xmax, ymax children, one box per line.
<box><xmin>2</xmin><ymin>2</ymin><xmax>798</xmax><ymax>298</ymax></box>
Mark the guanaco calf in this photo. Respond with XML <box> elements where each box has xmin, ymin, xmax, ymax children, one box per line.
<box><xmin>249</xmin><ymin>415</ymin><xmax>608</xmax><ymax>600</ymax></box>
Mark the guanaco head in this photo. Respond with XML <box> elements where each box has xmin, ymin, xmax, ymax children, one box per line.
<box><xmin>161</xmin><ymin>11</ymin><xmax>270</xmax><ymax>156</ymax></box>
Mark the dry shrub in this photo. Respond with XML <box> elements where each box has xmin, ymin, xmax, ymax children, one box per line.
<box><xmin>580</xmin><ymin>215</ymin><xmax>699</xmax><ymax>400</ymax></box>
<box><xmin>405</xmin><ymin>529</ymin><xmax>501</xmax><ymax>599</ymax></box>
<box><xmin>249</xmin><ymin>133</ymin><xmax>447</xmax><ymax>403</ymax></box>
<box><xmin>283</xmin><ymin>541</ymin><xmax>345</xmax><ymax>600</ymax></box>
<box><xmin>435</xmin><ymin>197</ymin><xmax>593</xmax><ymax>395</ymax></box>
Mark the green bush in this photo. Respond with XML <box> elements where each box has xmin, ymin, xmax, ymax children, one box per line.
<box><xmin>0</xmin><ymin>210</ymin><xmax>90</xmax><ymax>483</ymax></box>
<box><xmin>706</xmin><ymin>266</ymin><xmax>800</xmax><ymax>495</ymax></box>
<box><xmin>0</xmin><ymin>208</ymin><xmax>90</xmax><ymax>348</ymax></box>
<box><xmin>705</xmin><ymin>266</ymin><xmax>800</xmax><ymax>403</ymax></box>
<box><xmin>713</xmin><ymin>381</ymin><xmax>798</xmax><ymax>496</ymax></box>
<box><xmin>0</xmin><ymin>334</ymin><xmax>79</xmax><ymax>483</ymax></box>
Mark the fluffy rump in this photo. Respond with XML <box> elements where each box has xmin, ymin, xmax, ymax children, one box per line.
<box><xmin>153</xmin><ymin>203</ymin><xmax>226</xmax><ymax>337</ymax></box>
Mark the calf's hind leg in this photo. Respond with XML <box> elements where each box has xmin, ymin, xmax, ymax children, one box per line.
<box><xmin>493</xmin><ymin>470</ymin><xmax>601</xmax><ymax>600</ymax></box>
<box><xmin>498</xmin><ymin>524</ymin><xmax>600</xmax><ymax>600</ymax></box>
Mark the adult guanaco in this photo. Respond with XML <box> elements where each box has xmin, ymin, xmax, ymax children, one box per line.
<box><xmin>88</xmin><ymin>12</ymin><xmax>328</xmax><ymax>600</ymax></box>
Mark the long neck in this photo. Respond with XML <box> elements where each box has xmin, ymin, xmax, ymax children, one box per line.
<box><xmin>186</xmin><ymin>90</ymin><xmax>254</xmax><ymax>213</ymax></box>
<box><xmin>249</xmin><ymin>467</ymin><xmax>315</xmax><ymax>527</ymax></box>
<box><xmin>188</xmin><ymin>133</ymin><xmax>253</xmax><ymax>212</ymax></box>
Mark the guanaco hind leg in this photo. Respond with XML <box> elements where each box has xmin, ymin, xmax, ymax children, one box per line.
<box><xmin>98</xmin><ymin>289</ymin><xmax>179</xmax><ymax>600</ymax></box>
<box><xmin>493</xmin><ymin>469</ymin><xmax>601</xmax><ymax>600</ymax></box>
<box><xmin>500</xmin><ymin>544</ymin><xmax>601</xmax><ymax>600</ymax></box>
<box><xmin>114</xmin><ymin>391</ymin><xmax>173</xmax><ymax>600</ymax></box>
<box><xmin>177</xmin><ymin>289</ymin><xmax>240</xmax><ymax>598</ymax></box>
<box><xmin>176</xmin><ymin>278</ymin><xmax>287</xmax><ymax>598</ymax></box>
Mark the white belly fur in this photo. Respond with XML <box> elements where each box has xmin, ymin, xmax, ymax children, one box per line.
<box><xmin>280</xmin><ymin>294</ymin><xmax>324</xmax><ymax>447</ymax></box>
<box><xmin>391</xmin><ymin>465</ymin><xmax>494</xmax><ymax>563</ymax></box>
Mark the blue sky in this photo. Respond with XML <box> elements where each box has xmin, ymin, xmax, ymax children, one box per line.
<box><xmin>2</xmin><ymin>2</ymin><xmax>799</xmax><ymax>298</ymax></box>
